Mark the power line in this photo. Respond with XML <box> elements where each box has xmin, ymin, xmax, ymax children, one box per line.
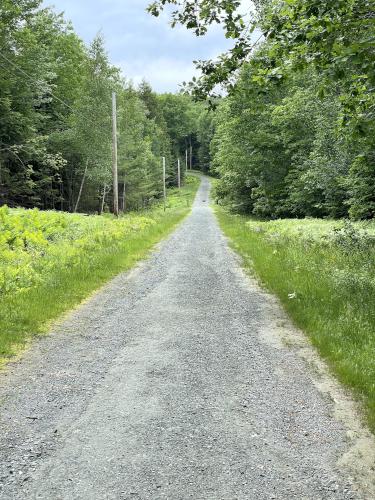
<box><xmin>0</xmin><ymin>51</ymin><xmax>76</xmax><ymax>113</ymax></box>
<box><xmin>0</xmin><ymin>52</ymin><xmax>115</xmax><ymax>147</ymax></box>
<box><xmin>0</xmin><ymin>51</ymin><xmax>118</xmax><ymax>132</ymax></box>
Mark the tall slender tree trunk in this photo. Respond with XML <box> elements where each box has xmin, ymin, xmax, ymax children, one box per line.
<box><xmin>122</xmin><ymin>178</ymin><xmax>126</xmax><ymax>212</ymax></box>
<box><xmin>60</xmin><ymin>181</ymin><xmax>64</xmax><ymax>211</ymax></box>
<box><xmin>100</xmin><ymin>184</ymin><xmax>107</xmax><ymax>214</ymax></box>
<box><xmin>51</xmin><ymin>179</ymin><xmax>55</xmax><ymax>210</ymax></box>
<box><xmin>74</xmin><ymin>160</ymin><xmax>88</xmax><ymax>213</ymax></box>
<box><xmin>68</xmin><ymin>169</ymin><xmax>74</xmax><ymax>212</ymax></box>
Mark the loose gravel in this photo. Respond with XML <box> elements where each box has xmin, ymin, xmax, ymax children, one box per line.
<box><xmin>0</xmin><ymin>177</ymin><xmax>373</xmax><ymax>499</ymax></box>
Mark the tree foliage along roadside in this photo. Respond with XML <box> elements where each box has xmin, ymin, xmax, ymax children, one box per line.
<box><xmin>148</xmin><ymin>1</ymin><xmax>374</xmax><ymax>109</ymax></box>
<box><xmin>211</xmin><ymin>65</ymin><xmax>374</xmax><ymax>219</ymax></box>
<box><xmin>1</xmin><ymin>1</ymin><xmax>374</xmax><ymax>219</ymax></box>
<box><xmin>0</xmin><ymin>1</ymin><xmax>206</xmax><ymax>213</ymax></box>
<box><xmin>150</xmin><ymin>0</ymin><xmax>374</xmax><ymax>219</ymax></box>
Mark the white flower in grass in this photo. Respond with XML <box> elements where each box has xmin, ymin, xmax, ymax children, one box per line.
<box><xmin>288</xmin><ymin>292</ymin><xmax>297</xmax><ymax>299</ymax></box>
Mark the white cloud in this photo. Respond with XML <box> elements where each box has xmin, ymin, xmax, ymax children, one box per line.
<box><xmin>116</xmin><ymin>57</ymin><xmax>199</xmax><ymax>93</ymax></box>
<box><xmin>44</xmin><ymin>0</ymin><xmax>258</xmax><ymax>92</ymax></box>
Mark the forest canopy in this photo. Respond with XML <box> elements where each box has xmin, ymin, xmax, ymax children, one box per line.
<box><xmin>1</xmin><ymin>0</ymin><xmax>374</xmax><ymax>220</ymax></box>
<box><xmin>0</xmin><ymin>1</ymin><xmax>206</xmax><ymax>213</ymax></box>
<box><xmin>150</xmin><ymin>0</ymin><xmax>375</xmax><ymax>219</ymax></box>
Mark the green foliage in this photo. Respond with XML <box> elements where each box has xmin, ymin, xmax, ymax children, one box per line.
<box><xmin>0</xmin><ymin>3</ymin><xmax>204</xmax><ymax>213</ymax></box>
<box><xmin>197</xmin><ymin>110</ymin><xmax>215</xmax><ymax>173</ymax></box>
<box><xmin>216</xmin><ymin>207</ymin><xmax>375</xmax><ymax>431</ymax></box>
<box><xmin>150</xmin><ymin>0</ymin><xmax>374</xmax><ymax>220</ymax></box>
<box><xmin>149</xmin><ymin>1</ymin><xmax>374</xmax><ymax>111</ymax></box>
<box><xmin>348</xmin><ymin>153</ymin><xmax>375</xmax><ymax>219</ymax></box>
<box><xmin>211</xmin><ymin>64</ymin><xmax>374</xmax><ymax>219</ymax></box>
<box><xmin>0</xmin><ymin>4</ymin><xmax>81</xmax><ymax>208</ymax></box>
<box><xmin>147</xmin><ymin>0</ymin><xmax>256</xmax><ymax>100</ymax></box>
<box><xmin>0</xmin><ymin>205</ymin><xmax>153</xmax><ymax>297</ymax></box>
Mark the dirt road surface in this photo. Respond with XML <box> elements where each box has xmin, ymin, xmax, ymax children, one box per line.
<box><xmin>0</xmin><ymin>177</ymin><xmax>374</xmax><ymax>499</ymax></box>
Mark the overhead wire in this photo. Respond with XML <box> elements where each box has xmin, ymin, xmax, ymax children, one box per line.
<box><xmin>0</xmin><ymin>51</ymin><xmax>76</xmax><ymax>113</ymax></box>
<box><xmin>0</xmin><ymin>50</ymin><xmax>117</xmax><ymax>150</ymax></box>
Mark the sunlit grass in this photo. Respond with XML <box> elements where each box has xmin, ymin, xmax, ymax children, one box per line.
<box><xmin>0</xmin><ymin>175</ymin><xmax>200</xmax><ymax>361</ymax></box>
<box><xmin>216</xmin><ymin>207</ymin><xmax>375</xmax><ymax>432</ymax></box>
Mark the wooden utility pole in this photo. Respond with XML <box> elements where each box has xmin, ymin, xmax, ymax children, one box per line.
<box><xmin>177</xmin><ymin>158</ymin><xmax>181</xmax><ymax>189</ymax></box>
<box><xmin>162</xmin><ymin>156</ymin><xmax>166</xmax><ymax>211</ymax></box>
<box><xmin>189</xmin><ymin>140</ymin><xmax>193</xmax><ymax>170</ymax></box>
<box><xmin>185</xmin><ymin>149</ymin><xmax>188</xmax><ymax>172</ymax></box>
<box><xmin>112</xmin><ymin>91</ymin><xmax>119</xmax><ymax>216</ymax></box>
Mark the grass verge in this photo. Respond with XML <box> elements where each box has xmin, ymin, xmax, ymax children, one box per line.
<box><xmin>215</xmin><ymin>207</ymin><xmax>375</xmax><ymax>432</ymax></box>
<box><xmin>0</xmin><ymin>175</ymin><xmax>200</xmax><ymax>362</ymax></box>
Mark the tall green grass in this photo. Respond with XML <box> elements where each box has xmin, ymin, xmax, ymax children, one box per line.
<box><xmin>0</xmin><ymin>176</ymin><xmax>200</xmax><ymax>361</ymax></box>
<box><xmin>216</xmin><ymin>208</ymin><xmax>375</xmax><ymax>432</ymax></box>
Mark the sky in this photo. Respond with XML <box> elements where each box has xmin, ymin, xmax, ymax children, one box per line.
<box><xmin>42</xmin><ymin>0</ymin><xmax>254</xmax><ymax>93</ymax></box>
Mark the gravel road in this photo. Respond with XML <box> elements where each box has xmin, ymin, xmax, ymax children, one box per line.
<box><xmin>0</xmin><ymin>177</ymin><xmax>373</xmax><ymax>499</ymax></box>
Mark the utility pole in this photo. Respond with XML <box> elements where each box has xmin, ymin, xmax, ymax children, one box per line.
<box><xmin>162</xmin><ymin>156</ymin><xmax>166</xmax><ymax>211</ymax></box>
<box><xmin>185</xmin><ymin>149</ymin><xmax>188</xmax><ymax>172</ymax></box>
<box><xmin>177</xmin><ymin>158</ymin><xmax>181</xmax><ymax>189</ymax></box>
<box><xmin>189</xmin><ymin>140</ymin><xmax>193</xmax><ymax>170</ymax></box>
<box><xmin>112</xmin><ymin>91</ymin><xmax>119</xmax><ymax>216</ymax></box>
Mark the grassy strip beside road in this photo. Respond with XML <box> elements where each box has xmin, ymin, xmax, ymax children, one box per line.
<box><xmin>0</xmin><ymin>176</ymin><xmax>200</xmax><ymax>362</ymax></box>
<box><xmin>216</xmin><ymin>208</ymin><xmax>375</xmax><ymax>432</ymax></box>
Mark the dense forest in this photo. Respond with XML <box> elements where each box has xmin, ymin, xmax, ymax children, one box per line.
<box><xmin>213</xmin><ymin>0</ymin><xmax>375</xmax><ymax>218</ymax></box>
<box><xmin>1</xmin><ymin>0</ymin><xmax>374</xmax><ymax>220</ymax></box>
<box><xmin>151</xmin><ymin>0</ymin><xmax>374</xmax><ymax>220</ymax></box>
<box><xmin>0</xmin><ymin>0</ymin><xmax>207</xmax><ymax>213</ymax></box>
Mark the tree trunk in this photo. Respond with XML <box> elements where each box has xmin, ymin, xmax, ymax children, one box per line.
<box><xmin>100</xmin><ymin>184</ymin><xmax>107</xmax><ymax>214</ymax></box>
<box><xmin>122</xmin><ymin>179</ymin><xmax>126</xmax><ymax>212</ymax></box>
<box><xmin>74</xmin><ymin>160</ymin><xmax>88</xmax><ymax>213</ymax></box>
<box><xmin>60</xmin><ymin>181</ymin><xmax>64</xmax><ymax>211</ymax></box>
<box><xmin>51</xmin><ymin>179</ymin><xmax>55</xmax><ymax>210</ymax></box>
<box><xmin>68</xmin><ymin>167</ymin><xmax>74</xmax><ymax>212</ymax></box>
